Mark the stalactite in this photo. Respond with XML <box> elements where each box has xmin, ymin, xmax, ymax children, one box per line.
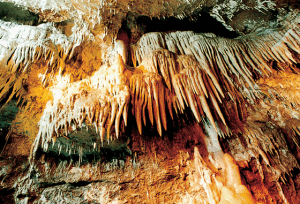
<box><xmin>123</xmin><ymin>13</ymin><xmax>300</xmax><ymax>141</ymax></box>
<box><xmin>130</xmin><ymin>72</ymin><xmax>168</xmax><ymax>136</ymax></box>
<box><xmin>33</xmin><ymin>62</ymin><xmax>131</xmax><ymax>155</ymax></box>
<box><xmin>0</xmin><ymin>20</ymin><xmax>72</xmax><ymax>73</ymax></box>
<box><xmin>3</xmin><ymin>12</ymin><xmax>300</xmax><ymax>159</ymax></box>
<box><xmin>0</xmin><ymin>20</ymin><xmax>81</xmax><ymax>109</ymax></box>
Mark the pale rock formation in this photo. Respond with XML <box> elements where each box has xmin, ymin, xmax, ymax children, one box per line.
<box><xmin>1</xmin><ymin>0</ymin><xmax>300</xmax><ymax>204</ymax></box>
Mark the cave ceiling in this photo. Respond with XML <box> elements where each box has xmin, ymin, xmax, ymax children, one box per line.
<box><xmin>1</xmin><ymin>0</ymin><xmax>300</xmax><ymax>203</ymax></box>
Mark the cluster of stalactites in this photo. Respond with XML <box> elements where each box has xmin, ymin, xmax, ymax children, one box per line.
<box><xmin>0</xmin><ymin>20</ymin><xmax>74</xmax><ymax>73</ymax></box>
<box><xmin>130</xmin><ymin>72</ymin><xmax>169</xmax><ymax>136</ymax></box>
<box><xmin>132</xmin><ymin>23</ymin><xmax>300</xmax><ymax>90</ymax></box>
<box><xmin>35</xmin><ymin>61</ymin><xmax>130</xmax><ymax>154</ymax></box>
<box><xmin>31</xmin><ymin>11</ymin><xmax>300</xmax><ymax>160</ymax></box>
<box><xmin>128</xmin><ymin>16</ymin><xmax>300</xmax><ymax>135</ymax></box>
<box><xmin>0</xmin><ymin>19</ymin><xmax>92</xmax><ymax>110</ymax></box>
<box><xmin>231</xmin><ymin>122</ymin><xmax>300</xmax><ymax>182</ymax></box>
<box><xmin>132</xmin><ymin>49</ymin><xmax>228</xmax><ymax>135</ymax></box>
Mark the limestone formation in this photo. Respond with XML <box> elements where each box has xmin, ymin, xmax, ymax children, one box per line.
<box><xmin>1</xmin><ymin>0</ymin><xmax>300</xmax><ymax>204</ymax></box>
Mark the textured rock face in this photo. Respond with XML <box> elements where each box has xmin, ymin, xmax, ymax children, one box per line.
<box><xmin>1</xmin><ymin>0</ymin><xmax>300</xmax><ymax>203</ymax></box>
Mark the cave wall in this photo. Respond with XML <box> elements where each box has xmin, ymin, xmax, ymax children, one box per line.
<box><xmin>1</xmin><ymin>0</ymin><xmax>300</xmax><ymax>203</ymax></box>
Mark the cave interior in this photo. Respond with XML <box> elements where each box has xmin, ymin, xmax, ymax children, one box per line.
<box><xmin>1</xmin><ymin>0</ymin><xmax>300</xmax><ymax>203</ymax></box>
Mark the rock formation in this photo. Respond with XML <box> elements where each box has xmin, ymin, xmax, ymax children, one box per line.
<box><xmin>1</xmin><ymin>0</ymin><xmax>300</xmax><ymax>203</ymax></box>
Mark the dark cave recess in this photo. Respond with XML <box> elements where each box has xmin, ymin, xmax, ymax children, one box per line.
<box><xmin>120</xmin><ymin>11</ymin><xmax>240</xmax><ymax>45</ymax></box>
<box><xmin>134</xmin><ymin>13</ymin><xmax>240</xmax><ymax>38</ymax></box>
<box><xmin>0</xmin><ymin>2</ymin><xmax>39</xmax><ymax>25</ymax></box>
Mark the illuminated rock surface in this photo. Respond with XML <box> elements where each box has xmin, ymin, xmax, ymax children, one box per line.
<box><xmin>1</xmin><ymin>0</ymin><xmax>300</xmax><ymax>203</ymax></box>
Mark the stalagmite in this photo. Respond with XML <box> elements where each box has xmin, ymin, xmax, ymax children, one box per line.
<box><xmin>219</xmin><ymin>153</ymin><xmax>255</xmax><ymax>204</ymax></box>
<box><xmin>223</xmin><ymin>153</ymin><xmax>242</xmax><ymax>190</ymax></box>
<box><xmin>194</xmin><ymin>146</ymin><xmax>220</xmax><ymax>204</ymax></box>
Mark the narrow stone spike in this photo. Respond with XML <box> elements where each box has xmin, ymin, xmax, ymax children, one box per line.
<box><xmin>195</xmin><ymin>94</ymin><xmax>205</xmax><ymax>117</ymax></box>
<box><xmin>135</xmin><ymin>99</ymin><xmax>143</xmax><ymax>135</ymax></box>
<box><xmin>159</xmin><ymin>86</ymin><xmax>167</xmax><ymax>131</ymax></box>
<box><xmin>221</xmin><ymin>51</ymin><xmax>242</xmax><ymax>84</ymax></box>
<box><xmin>52</xmin><ymin>135</ymin><xmax>57</xmax><ymax>146</ymax></box>
<box><xmin>168</xmin><ymin>58</ymin><xmax>176</xmax><ymax>79</ymax></box>
<box><xmin>206</xmin><ymin>74</ymin><xmax>223</xmax><ymax>103</ymax></box>
<box><xmin>158</xmin><ymin>54</ymin><xmax>172</xmax><ymax>90</ymax></box>
<box><xmin>186</xmin><ymin>68</ymin><xmax>200</xmax><ymax>95</ymax></box>
<box><xmin>214</xmin><ymin>53</ymin><xmax>235</xmax><ymax>86</ymax></box>
<box><xmin>151</xmin><ymin>78</ymin><xmax>162</xmax><ymax>136</ymax></box>
<box><xmin>145</xmin><ymin>78</ymin><xmax>154</xmax><ymax>125</ymax></box>
<box><xmin>274</xmin><ymin>45</ymin><xmax>296</xmax><ymax>64</ymax></box>
<box><xmin>289</xmin><ymin>29</ymin><xmax>300</xmax><ymax>44</ymax></box>
<box><xmin>142</xmin><ymin>87</ymin><xmax>148</xmax><ymax>126</ymax></box>
<box><xmin>131</xmin><ymin>79</ymin><xmax>137</xmax><ymax>115</ymax></box>
<box><xmin>45</xmin><ymin>49</ymin><xmax>51</xmax><ymax>60</ymax></box>
<box><xmin>147</xmin><ymin>94</ymin><xmax>154</xmax><ymax>126</ymax></box>
<box><xmin>37</xmin><ymin>47</ymin><xmax>43</xmax><ymax>60</ymax></box>
<box><xmin>209</xmin><ymin>92</ymin><xmax>226</xmax><ymax>126</ymax></box>
<box><xmin>237</xmin><ymin>46</ymin><xmax>263</xmax><ymax>75</ymax></box>
<box><xmin>166</xmin><ymin>91</ymin><xmax>174</xmax><ymax>120</ymax></box>
<box><xmin>177</xmin><ymin>76</ymin><xmax>189</xmax><ymax>106</ymax></box>
<box><xmin>100</xmin><ymin>126</ymin><xmax>105</xmax><ymax>143</ymax></box>
<box><xmin>172</xmin><ymin>97</ymin><xmax>179</xmax><ymax>115</ymax></box>
<box><xmin>31</xmin><ymin>46</ymin><xmax>37</xmax><ymax>61</ymax></box>
<box><xmin>122</xmin><ymin>102</ymin><xmax>128</xmax><ymax>127</ymax></box>
<box><xmin>248</xmin><ymin>45</ymin><xmax>272</xmax><ymax>72</ymax></box>
<box><xmin>193</xmin><ymin>43</ymin><xmax>225</xmax><ymax>99</ymax></box>
<box><xmin>199</xmin><ymin>89</ymin><xmax>218</xmax><ymax>132</ymax></box>
<box><xmin>285</xmin><ymin>38</ymin><xmax>300</xmax><ymax>54</ymax></box>
<box><xmin>137</xmin><ymin>85</ymin><xmax>145</xmax><ymax>124</ymax></box>
<box><xmin>101</xmin><ymin>106</ymin><xmax>110</xmax><ymax>126</ymax></box>
<box><xmin>64</xmin><ymin>122</ymin><xmax>68</xmax><ymax>136</ymax></box>
<box><xmin>115</xmin><ymin>101</ymin><xmax>126</xmax><ymax>138</ymax></box>
<box><xmin>172</xmin><ymin>75</ymin><xmax>185</xmax><ymax>109</ymax></box>
<box><xmin>20</xmin><ymin>46</ymin><xmax>25</xmax><ymax>65</ymax></box>
<box><xmin>205</xmin><ymin>69</ymin><xmax>224</xmax><ymax>99</ymax></box>
<box><xmin>287</xmin><ymin>31</ymin><xmax>300</xmax><ymax>49</ymax></box>
<box><xmin>191</xmin><ymin>67</ymin><xmax>207</xmax><ymax>97</ymax></box>
<box><xmin>192</xmin><ymin>67</ymin><xmax>204</xmax><ymax>95</ymax></box>
<box><xmin>130</xmin><ymin>77</ymin><xmax>135</xmax><ymax>95</ymax></box>
<box><xmin>24</xmin><ymin>46</ymin><xmax>29</xmax><ymax>66</ymax></box>
<box><xmin>107</xmin><ymin>100</ymin><xmax>118</xmax><ymax>140</ymax></box>
<box><xmin>131</xmin><ymin>46</ymin><xmax>137</xmax><ymax>67</ymax></box>
<box><xmin>185</xmin><ymin>85</ymin><xmax>200</xmax><ymax>122</ymax></box>
<box><xmin>263</xmin><ymin>40</ymin><xmax>283</xmax><ymax>63</ymax></box>
<box><xmin>228</xmin><ymin>44</ymin><xmax>252</xmax><ymax>77</ymax></box>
